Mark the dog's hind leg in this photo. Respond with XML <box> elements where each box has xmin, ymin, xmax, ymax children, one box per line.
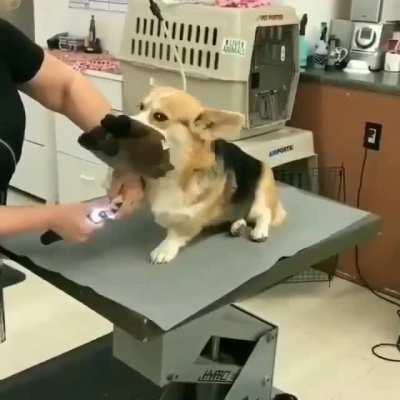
<box><xmin>151</xmin><ymin>226</ymin><xmax>201</xmax><ymax>264</ymax></box>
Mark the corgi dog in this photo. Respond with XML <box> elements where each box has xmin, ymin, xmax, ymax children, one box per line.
<box><xmin>79</xmin><ymin>87</ymin><xmax>286</xmax><ymax>264</ymax></box>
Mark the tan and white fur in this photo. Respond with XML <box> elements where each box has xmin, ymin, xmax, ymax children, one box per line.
<box><xmin>81</xmin><ymin>86</ymin><xmax>286</xmax><ymax>264</ymax></box>
<box><xmin>131</xmin><ymin>87</ymin><xmax>286</xmax><ymax>264</ymax></box>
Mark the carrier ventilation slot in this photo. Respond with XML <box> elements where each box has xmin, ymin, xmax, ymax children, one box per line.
<box><xmin>150</xmin><ymin>19</ymin><xmax>154</xmax><ymax>36</ymax></box>
<box><xmin>131</xmin><ymin>18</ymin><xmax>220</xmax><ymax>71</ymax></box>
<box><xmin>131</xmin><ymin>40</ymin><xmax>220</xmax><ymax>70</ymax></box>
<box><xmin>134</xmin><ymin>18</ymin><xmax>219</xmax><ymax>46</ymax></box>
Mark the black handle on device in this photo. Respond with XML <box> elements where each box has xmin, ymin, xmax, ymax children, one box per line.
<box><xmin>40</xmin><ymin>230</ymin><xmax>63</xmax><ymax>246</ymax></box>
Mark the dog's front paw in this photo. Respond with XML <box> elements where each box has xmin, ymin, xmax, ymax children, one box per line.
<box><xmin>150</xmin><ymin>241</ymin><xmax>179</xmax><ymax>264</ymax></box>
<box><xmin>230</xmin><ymin>219</ymin><xmax>247</xmax><ymax>237</ymax></box>
<box><xmin>249</xmin><ymin>227</ymin><xmax>269</xmax><ymax>243</ymax></box>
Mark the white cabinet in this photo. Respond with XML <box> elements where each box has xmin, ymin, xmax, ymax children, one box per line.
<box><xmin>21</xmin><ymin>93</ymin><xmax>51</xmax><ymax>145</ymax></box>
<box><xmin>11</xmin><ymin>141</ymin><xmax>55</xmax><ymax>200</ymax></box>
<box><xmin>351</xmin><ymin>0</ymin><xmax>382</xmax><ymax>22</ymax></box>
<box><xmin>55</xmin><ymin>115</ymin><xmax>102</xmax><ymax>165</ymax></box>
<box><xmin>57</xmin><ymin>153</ymin><xmax>108</xmax><ymax>203</ymax></box>
<box><xmin>11</xmin><ymin>72</ymin><xmax>123</xmax><ymax>204</ymax></box>
<box><xmin>10</xmin><ymin>93</ymin><xmax>57</xmax><ymax>203</ymax></box>
<box><xmin>86</xmin><ymin>73</ymin><xmax>123</xmax><ymax>111</ymax></box>
<box><xmin>55</xmin><ymin>114</ymin><xmax>110</xmax><ymax>203</ymax></box>
<box><xmin>55</xmin><ymin>73</ymin><xmax>123</xmax><ymax>164</ymax></box>
<box><xmin>56</xmin><ymin>72</ymin><xmax>123</xmax><ymax>204</ymax></box>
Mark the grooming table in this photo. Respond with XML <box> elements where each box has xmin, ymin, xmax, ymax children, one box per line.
<box><xmin>0</xmin><ymin>186</ymin><xmax>380</xmax><ymax>400</ymax></box>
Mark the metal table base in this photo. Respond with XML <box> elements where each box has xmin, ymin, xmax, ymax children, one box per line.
<box><xmin>114</xmin><ymin>305</ymin><xmax>283</xmax><ymax>400</ymax></box>
<box><xmin>0</xmin><ymin>286</ymin><xmax>5</xmax><ymax>343</ymax></box>
<box><xmin>0</xmin><ymin>262</ymin><xmax>26</xmax><ymax>344</ymax></box>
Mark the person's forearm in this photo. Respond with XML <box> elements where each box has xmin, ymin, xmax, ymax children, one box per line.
<box><xmin>61</xmin><ymin>73</ymin><xmax>112</xmax><ymax>131</ymax></box>
<box><xmin>0</xmin><ymin>206</ymin><xmax>53</xmax><ymax>237</ymax></box>
<box><xmin>22</xmin><ymin>53</ymin><xmax>112</xmax><ymax>132</ymax></box>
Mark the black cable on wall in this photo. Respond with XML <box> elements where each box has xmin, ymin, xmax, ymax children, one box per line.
<box><xmin>355</xmin><ymin>148</ymin><xmax>400</xmax><ymax>363</ymax></box>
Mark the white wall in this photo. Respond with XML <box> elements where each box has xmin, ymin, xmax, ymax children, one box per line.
<box><xmin>283</xmin><ymin>0</ymin><xmax>351</xmax><ymax>45</ymax></box>
<box><xmin>4</xmin><ymin>0</ymin><xmax>35</xmax><ymax>39</ymax></box>
<box><xmin>33</xmin><ymin>0</ymin><xmax>69</xmax><ymax>47</ymax></box>
<box><xmin>67</xmin><ymin>7</ymin><xmax>126</xmax><ymax>54</ymax></box>
<box><xmin>33</xmin><ymin>0</ymin><xmax>125</xmax><ymax>54</ymax></box>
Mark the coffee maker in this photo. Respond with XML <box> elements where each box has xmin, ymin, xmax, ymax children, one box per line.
<box><xmin>349</xmin><ymin>21</ymin><xmax>395</xmax><ymax>71</ymax></box>
<box><xmin>331</xmin><ymin>0</ymin><xmax>399</xmax><ymax>72</ymax></box>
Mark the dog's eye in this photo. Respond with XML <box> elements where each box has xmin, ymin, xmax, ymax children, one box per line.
<box><xmin>139</xmin><ymin>103</ymin><xmax>145</xmax><ymax>111</ymax></box>
<box><xmin>153</xmin><ymin>112</ymin><xmax>169</xmax><ymax>122</ymax></box>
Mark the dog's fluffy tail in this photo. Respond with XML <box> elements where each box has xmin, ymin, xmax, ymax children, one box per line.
<box><xmin>272</xmin><ymin>201</ymin><xmax>287</xmax><ymax>226</ymax></box>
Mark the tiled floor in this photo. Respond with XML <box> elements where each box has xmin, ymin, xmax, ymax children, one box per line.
<box><xmin>241</xmin><ymin>281</ymin><xmax>400</xmax><ymax>400</ymax></box>
<box><xmin>1</xmin><ymin>260</ymin><xmax>113</xmax><ymax>380</ymax></box>
<box><xmin>2</xmin><ymin>190</ymin><xmax>400</xmax><ymax>398</ymax></box>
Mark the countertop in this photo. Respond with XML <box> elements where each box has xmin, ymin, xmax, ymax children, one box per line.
<box><xmin>301</xmin><ymin>68</ymin><xmax>400</xmax><ymax>97</ymax></box>
<box><xmin>50</xmin><ymin>50</ymin><xmax>122</xmax><ymax>79</ymax></box>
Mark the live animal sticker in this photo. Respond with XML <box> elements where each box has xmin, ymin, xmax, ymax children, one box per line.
<box><xmin>221</xmin><ymin>38</ymin><xmax>247</xmax><ymax>57</ymax></box>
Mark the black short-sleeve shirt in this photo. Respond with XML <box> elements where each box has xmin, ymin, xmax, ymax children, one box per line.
<box><xmin>0</xmin><ymin>19</ymin><xmax>44</xmax><ymax>190</ymax></box>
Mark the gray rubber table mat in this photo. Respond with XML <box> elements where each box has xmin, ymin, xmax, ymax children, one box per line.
<box><xmin>2</xmin><ymin>186</ymin><xmax>369</xmax><ymax>331</ymax></box>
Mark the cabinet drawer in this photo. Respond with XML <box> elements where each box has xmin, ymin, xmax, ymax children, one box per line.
<box><xmin>86</xmin><ymin>74</ymin><xmax>123</xmax><ymax>111</ymax></box>
<box><xmin>11</xmin><ymin>141</ymin><xmax>55</xmax><ymax>200</ymax></box>
<box><xmin>57</xmin><ymin>153</ymin><xmax>109</xmax><ymax>203</ymax></box>
<box><xmin>20</xmin><ymin>93</ymin><xmax>54</xmax><ymax>145</ymax></box>
<box><xmin>55</xmin><ymin>115</ymin><xmax>101</xmax><ymax>164</ymax></box>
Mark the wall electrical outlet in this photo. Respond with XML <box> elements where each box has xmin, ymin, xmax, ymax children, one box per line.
<box><xmin>364</xmin><ymin>122</ymin><xmax>383</xmax><ymax>151</ymax></box>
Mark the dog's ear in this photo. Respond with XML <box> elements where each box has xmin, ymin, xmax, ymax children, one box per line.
<box><xmin>193</xmin><ymin>109</ymin><xmax>245</xmax><ymax>141</ymax></box>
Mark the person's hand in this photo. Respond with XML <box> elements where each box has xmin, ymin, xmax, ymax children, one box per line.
<box><xmin>47</xmin><ymin>203</ymin><xmax>102</xmax><ymax>243</ymax></box>
<box><xmin>108</xmin><ymin>169</ymin><xmax>144</xmax><ymax>219</ymax></box>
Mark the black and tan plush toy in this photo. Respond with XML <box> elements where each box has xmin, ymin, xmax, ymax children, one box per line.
<box><xmin>78</xmin><ymin>114</ymin><xmax>174</xmax><ymax>179</ymax></box>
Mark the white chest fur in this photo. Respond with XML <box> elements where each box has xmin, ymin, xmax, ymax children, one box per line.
<box><xmin>146</xmin><ymin>168</ymin><xmax>227</xmax><ymax>229</ymax></box>
<box><xmin>146</xmin><ymin>174</ymin><xmax>194</xmax><ymax>227</ymax></box>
